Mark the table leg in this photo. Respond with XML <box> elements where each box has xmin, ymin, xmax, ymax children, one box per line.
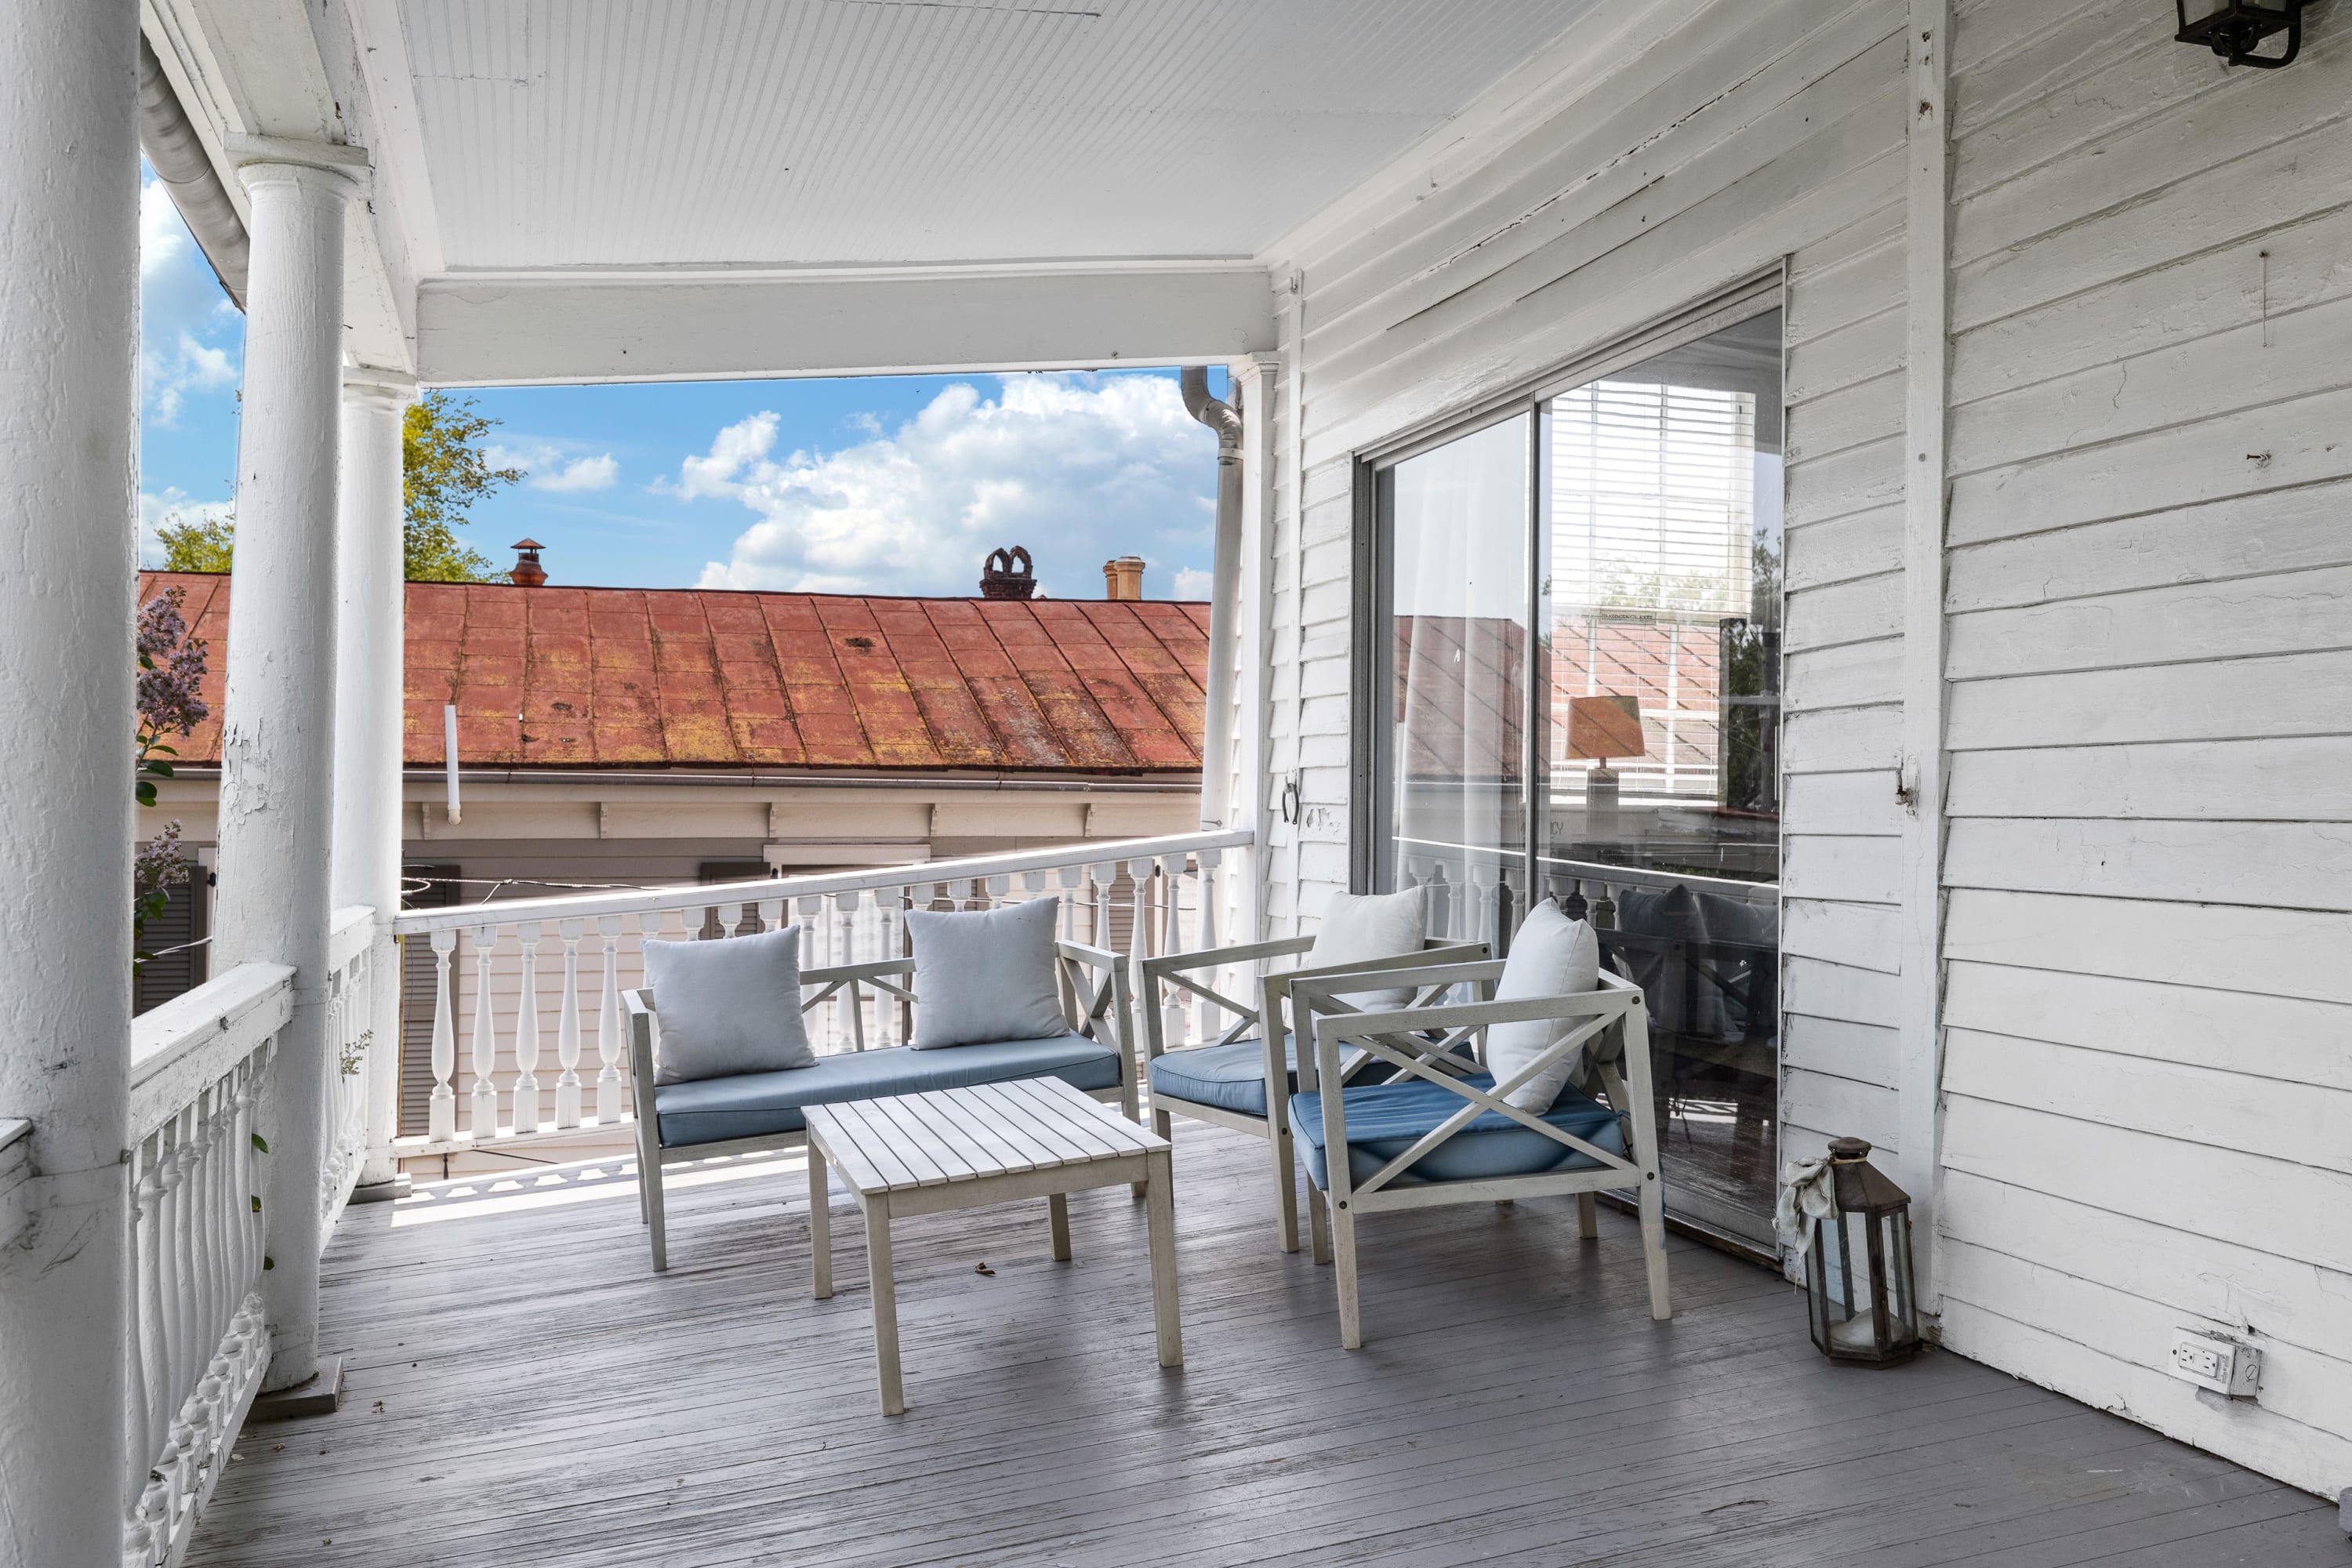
<box><xmin>866</xmin><ymin>1194</ymin><xmax>904</xmax><ymax>1416</ymax></box>
<box><xmin>809</xmin><ymin>1143</ymin><xmax>833</xmax><ymax>1300</ymax></box>
<box><xmin>1144</xmin><ymin>1149</ymin><xmax>1181</xmax><ymax>1369</ymax></box>
<box><xmin>1048</xmin><ymin>1192</ymin><xmax>1072</xmax><ymax>1261</ymax></box>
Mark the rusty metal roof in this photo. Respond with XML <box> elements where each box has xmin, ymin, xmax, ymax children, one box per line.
<box><xmin>138</xmin><ymin>572</ymin><xmax>1209</xmax><ymax>775</ymax></box>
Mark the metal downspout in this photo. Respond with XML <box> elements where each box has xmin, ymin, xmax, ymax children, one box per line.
<box><xmin>1181</xmin><ymin>366</ymin><xmax>1244</xmax><ymax>830</ymax></box>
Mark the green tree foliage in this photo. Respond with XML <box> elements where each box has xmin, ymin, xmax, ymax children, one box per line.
<box><xmin>157</xmin><ymin>512</ymin><xmax>236</xmax><ymax>572</ymax></box>
<box><xmin>151</xmin><ymin>390</ymin><xmax>524</xmax><ymax>581</ymax></box>
<box><xmin>403</xmin><ymin>390</ymin><xmax>524</xmax><ymax>582</ymax></box>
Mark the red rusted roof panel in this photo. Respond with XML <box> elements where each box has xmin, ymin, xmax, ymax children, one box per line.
<box><xmin>136</xmin><ymin>573</ymin><xmax>1207</xmax><ymax>775</ymax></box>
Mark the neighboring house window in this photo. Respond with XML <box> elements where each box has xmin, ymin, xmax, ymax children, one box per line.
<box><xmin>133</xmin><ymin>868</ymin><xmax>211</xmax><ymax>1017</ymax></box>
<box><xmin>1362</xmin><ymin>304</ymin><xmax>1784</xmax><ymax>1247</ymax></box>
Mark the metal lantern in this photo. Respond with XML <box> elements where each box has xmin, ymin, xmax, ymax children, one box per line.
<box><xmin>2176</xmin><ymin>0</ymin><xmax>2305</xmax><ymax>67</ymax></box>
<box><xmin>1803</xmin><ymin>1138</ymin><xmax>1921</xmax><ymax>1366</ymax></box>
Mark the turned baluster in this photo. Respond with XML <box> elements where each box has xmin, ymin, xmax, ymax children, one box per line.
<box><xmin>1055</xmin><ymin>863</ymin><xmax>1082</xmax><ymax>941</ymax></box>
<box><xmin>554</xmin><ymin>919</ymin><xmax>585</xmax><ymax>1129</ymax></box>
<box><xmin>594</xmin><ymin>916</ymin><xmax>626</xmax><ymax>1124</ymax></box>
<box><xmin>512</xmin><ymin>921</ymin><xmax>545</xmax><ymax>1134</ymax></box>
<box><xmin>469</xmin><ymin>924</ymin><xmax>501</xmax><ymax>1138</ymax></box>
<box><xmin>1093</xmin><ymin>862</ymin><xmax>1116</xmax><ymax>951</ymax></box>
<box><xmin>1157</xmin><ymin>855</ymin><xmax>1186</xmax><ymax>1046</ymax></box>
<box><xmin>426</xmin><ymin>929</ymin><xmax>458</xmax><ymax>1142</ymax></box>
<box><xmin>1128</xmin><ymin>857</ymin><xmax>1155</xmax><ymax>1002</ymax></box>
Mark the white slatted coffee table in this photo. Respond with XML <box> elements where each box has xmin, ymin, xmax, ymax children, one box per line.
<box><xmin>804</xmin><ymin>1076</ymin><xmax>1181</xmax><ymax>1415</ymax></box>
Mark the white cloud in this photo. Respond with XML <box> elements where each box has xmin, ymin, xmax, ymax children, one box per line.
<box><xmin>488</xmin><ymin>442</ymin><xmax>620</xmax><ymax>493</ymax></box>
<box><xmin>140</xmin><ymin>488</ymin><xmax>234</xmax><ymax>568</ymax></box>
<box><xmin>682</xmin><ymin>374</ymin><xmax>1215</xmax><ymax>598</ymax></box>
<box><xmin>140</xmin><ymin>178</ymin><xmax>189</xmax><ymax>278</ymax></box>
<box><xmin>139</xmin><ymin>169</ymin><xmax>241</xmax><ymax>426</ymax></box>
<box><xmin>1171</xmin><ymin>567</ymin><xmax>1213</xmax><ymax>601</ymax></box>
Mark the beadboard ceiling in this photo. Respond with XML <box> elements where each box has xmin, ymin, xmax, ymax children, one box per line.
<box><xmin>394</xmin><ymin>0</ymin><xmax>1595</xmax><ymax>271</ymax></box>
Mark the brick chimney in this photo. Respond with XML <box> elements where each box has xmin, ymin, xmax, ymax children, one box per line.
<box><xmin>1102</xmin><ymin>555</ymin><xmax>1145</xmax><ymax>601</ymax></box>
<box><xmin>510</xmin><ymin>538</ymin><xmax>547</xmax><ymax>588</ymax></box>
<box><xmin>980</xmin><ymin>546</ymin><xmax>1036</xmax><ymax>600</ymax></box>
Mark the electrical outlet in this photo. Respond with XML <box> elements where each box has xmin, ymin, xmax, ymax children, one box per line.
<box><xmin>2169</xmin><ymin>1328</ymin><xmax>2261</xmax><ymax>1398</ymax></box>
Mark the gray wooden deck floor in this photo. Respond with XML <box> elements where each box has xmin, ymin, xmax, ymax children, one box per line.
<box><xmin>194</xmin><ymin>1120</ymin><xmax>2347</xmax><ymax>1567</ymax></box>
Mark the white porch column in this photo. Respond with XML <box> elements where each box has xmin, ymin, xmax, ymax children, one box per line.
<box><xmin>333</xmin><ymin>368</ymin><xmax>415</xmax><ymax>1192</ymax></box>
<box><xmin>215</xmin><ymin>140</ymin><xmax>368</xmax><ymax>1395</ymax></box>
<box><xmin>0</xmin><ymin>3</ymin><xmax>139</xmax><ymax>1560</ymax></box>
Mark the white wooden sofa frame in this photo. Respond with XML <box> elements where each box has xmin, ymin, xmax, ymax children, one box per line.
<box><xmin>1137</xmin><ymin>938</ymin><xmax>1490</xmax><ymax>1254</ymax></box>
<box><xmin>625</xmin><ymin>938</ymin><xmax>1135</xmax><ymax>1272</ymax></box>
<box><xmin>1290</xmin><ymin>960</ymin><xmax>1669</xmax><ymax>1348</ymax></box>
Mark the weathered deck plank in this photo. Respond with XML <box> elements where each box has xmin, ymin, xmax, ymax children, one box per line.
<box><xmin>189</xmin><ymin>1123</ymin><xmax>2342</xmax><ymax>1566</ymax></box>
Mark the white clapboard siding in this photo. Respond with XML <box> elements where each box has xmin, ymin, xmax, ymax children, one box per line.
<box><xmin>1945</xmin><ymin>889</ymin><xmax>2352</xmax><ymax>1006</ymax></box>
<box><xmin>1944</xmin><ymin>1030</ymin><xmax>2352</xmax><ymax>1178</ymax></box>
<box><xmin>1782</xmin><ymin>897</ymin><xmax>1900</xmax><ymax>975</ymax></box>
<box><xmin>1944</xmin><ymin>818</ymin><xmax>2352</xmax><ymax>912</ymax></box>
<box><xmin>1944</xmin><ymin>960</ymin><xmax>2352</xmax><ymax>1093</ymax></box>
<box><xmin>1947</xmin><ymin>649</ymin><xmax>2352</xmax><ymax>750</ymax></box>
<box><xmin>1934</xmin><ymin>0</ymin><xmax>2352</xmax><ymax>1495</ymax></box>
<box><xmin>1940</xmin><ymin>1171</ymin><xmax>2352</xmax><ymax>1364</ymax></box>
<box><xmin>1781</xmin><ymin>1013</ymin><xmax>1897</xmax><ymax>1090</ymax></box>
<box><xmin>1945</xmin><ymin>478</ymin><xmax>2352</xmax><ymax>614</ymax></box>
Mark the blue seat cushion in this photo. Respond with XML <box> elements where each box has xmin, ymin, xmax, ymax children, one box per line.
<box><xmin>1290</xmin><ymin>1074</ymin><xmax>1628</xmax><ymax>1189</ymax></box>
<box><xmin>1148</xmin><ymin>1036</ymin><xmax>1283</xmax><ymax>1118</ymax></box>
<box><xmin>654</xmin><ymin>1033</ymin><xmax>1120</xmax><ymax>1148</ymax></box>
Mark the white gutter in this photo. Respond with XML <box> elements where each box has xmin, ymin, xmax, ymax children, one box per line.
<box><xmin>136</xmin><ymin>36</ymin><xmax>248</xmax><ymax>308</ymax></box>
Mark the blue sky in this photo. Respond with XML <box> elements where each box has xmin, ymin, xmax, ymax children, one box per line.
<box><xmin>138</xmin><ymin>167</ymin><xmax>1224</xmax><ymax>601</ymax></box>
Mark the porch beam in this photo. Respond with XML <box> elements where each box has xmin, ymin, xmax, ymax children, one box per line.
<box><xmin>214</xmin><ymin>139</ymin><xmax>365</xmax><ymax>1396</ymax></box>
<box><xmin>415</xmin><ymin>264</ymin><xmax>1276</xmax><ymax>387</ymax></box>
<box><xmin>0</xmin><ymin>2</ymin><xmax>140</xmax><ymax>1559</ymax></box>
<box><xmin>332</xmin><ymin>367</ymin><xmax>415</xmax><ymax>1193</ymax></box>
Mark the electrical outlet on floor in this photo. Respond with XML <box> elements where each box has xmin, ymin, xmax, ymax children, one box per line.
<box><xmin>2169</xmin><ymin>1328</ymin><xmax>2260</xmax><ymax>1399</ymax></box>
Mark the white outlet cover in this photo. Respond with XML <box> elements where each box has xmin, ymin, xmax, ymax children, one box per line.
<box><xmin>2169</xmin><ymin>1328</ymin><xmax>2261</xmax><ymax>1398</ymax></box>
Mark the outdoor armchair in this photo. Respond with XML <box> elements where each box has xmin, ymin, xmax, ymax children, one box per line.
<box><xmin>1288</xmin><ymin>960</ymin><xmax>1668</xmax><ymax>1348</ymax></box>
<box><xmin>1138</xmin><ymin>936</ymin><xmax>1487</xmax><ymax>1254</ymax></box>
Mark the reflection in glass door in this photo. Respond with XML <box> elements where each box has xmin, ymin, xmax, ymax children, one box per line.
<box><xmin>1379</xmin><ymin>413</ymin><xmax>1530</xmax><ymax>947</ymax></box>
<box><xmin>1370</xmin><ymin>310</ymin><xmax>1785</xmax><ymax>1248</ymax></box>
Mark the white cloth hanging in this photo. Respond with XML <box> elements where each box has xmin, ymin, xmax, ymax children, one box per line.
<box><xmin>1776</xmin><ymin>1156</ymin><xmax>1837</xmax><ymax>1248</ymax></box>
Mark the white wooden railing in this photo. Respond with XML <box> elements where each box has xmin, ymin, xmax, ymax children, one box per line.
<box><xmin>123</xmin><ymin>962</ymin><xmax>293</xmax><ymax>1568</ymax></box>
<box><xmin>318</xmin><ymin>906</ymin><xmax>378</xmax><ymax>1231</ymax></box>
<box><xmin>1397</xmin><ymin>837</ymin><xmax>1777</xmax><ymax>953</ymax></box>
<box><xmin>388</xmin><ymin>830</ymin><xmax>1254</xmax><ymax>1156</ymax></box>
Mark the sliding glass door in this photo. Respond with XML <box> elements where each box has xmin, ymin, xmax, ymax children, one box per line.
<box><xmin>1366</xmin><ymin>308</ymin><xmax>1786</xmax><ymax>1247</ymax></box>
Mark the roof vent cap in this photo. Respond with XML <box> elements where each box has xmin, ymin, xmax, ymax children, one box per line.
<box><xmin>510</xmin><ymin>539</ymin><xmax>547</xmax><ymax>588</ymax></box>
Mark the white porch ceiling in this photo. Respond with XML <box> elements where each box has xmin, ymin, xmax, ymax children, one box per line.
<box><xmin>394</xmin><ymin>0</ymin><xmax>1595</xmax><ymax>272</ymax></box>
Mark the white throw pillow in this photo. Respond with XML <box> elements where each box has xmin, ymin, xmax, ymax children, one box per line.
<box><xmin>906</xmin><ymin>898</ymin><xmax>1069</xmax><ymax>1047</ymax></box>
<box><xmin>1305</xmin><ymin>886</ymin><xmax>1431</xmax><ymax>1009</ymax></box>
<box><xmin>641</xmin><ymin>925</ymin><xmax>816</xmax><ymax>1085</ymax></box>
<box><xmin>1483</xmin><ymin>899</ymin><xmax>1602</xmax><ymax>1112</ymax></box>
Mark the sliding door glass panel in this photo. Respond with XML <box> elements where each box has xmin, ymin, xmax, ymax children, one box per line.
<box><xmin>1534</xmin><ymin>310</ymin><xmax>1784</xmax><ymax>1244</ymax></box>
<box><xmin>1385</xmin><ymin>412</ymin><xmax>1530</xmax><ymax>947</ymax></box>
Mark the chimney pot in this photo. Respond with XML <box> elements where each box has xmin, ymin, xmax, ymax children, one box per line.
<box><xmin>981</xmin><ymin>546</ymin><xmax>1036</xmax><ymax>600</ymax></box>
<box><xmin>510</xmin><ymin>538</ymin><xmax>547</xmax><ymax>588</ymax></box>
<box><xmin>1102</xmin><ymin>555</ymin><xmax>1146</xmax><ymax>601</ymax></box>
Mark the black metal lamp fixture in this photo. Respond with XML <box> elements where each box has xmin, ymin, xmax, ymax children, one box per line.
<box><xmin>2176</xmin><ymin>0</ymin><xmax>2306</xmax><ymax>67</ymax></box>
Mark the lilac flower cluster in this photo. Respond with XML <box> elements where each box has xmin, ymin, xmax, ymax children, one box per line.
<box><xmin>135</xmin><ymin>588</ymin><xmax>210</xmax><ymax>959</ymax></box>
<box><xmin>136</xmin><ymin>586</ymin><xmax>210</xmax><ymax>745</ymax></box>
